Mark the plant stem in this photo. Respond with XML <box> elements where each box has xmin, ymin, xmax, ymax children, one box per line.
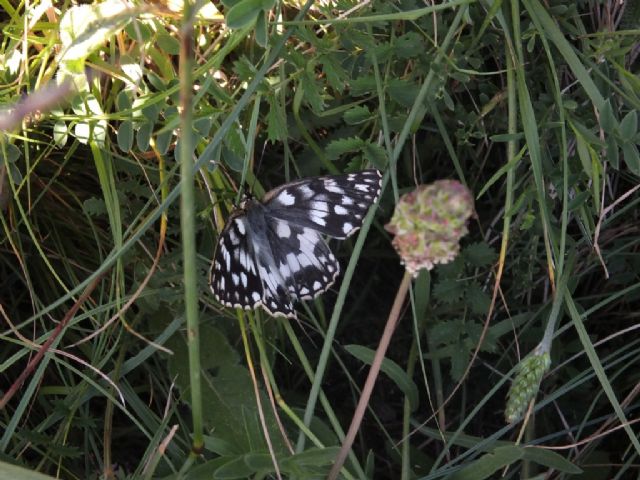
<box><xmin>178</xmin><ymin>2</ymin><xmax>203</xmax><ymax>455</ymax></box>
<box><xmin>328</xmin><ymin>271</ymin><xmax>412</xmax><ymax>480</ymax></box>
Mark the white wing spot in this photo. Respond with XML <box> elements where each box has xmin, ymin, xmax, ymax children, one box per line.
<box><xmin>326</xmin><ymin>185</ymin><xmax>345</xmax><ymax>194</ymax></box>
<box><xmin>342</xmin><ymin>222</ymin><xmax>353</xmax><ymax>235</ymax></box>
<box><xmin>299</xmin><ymin>185</ymin><xmax>314</xmax><ymax>199</ymax></box>
<box><xmin>277</xmin><ymin>222</ymin><xmax>291</xmax><ymax>238</ymax></box>
<box><xmin>310</xmin><ymin>213</ymin><xmax>327</xmax><ymax>226</ymax></box>
<box><xmin>313</xmin><ymin>281</ymin><xmax>322</xmax><ymax>291</ymax></box>
<box><xmin>311</xmin><ymin>201</ymin><xmax>329</xmax><ymax>212</ymax></box>
<box><xmin>279</xmin><ymin>190</ymin><xmax>295</xmax><ymax>206</ymax></box>
<box><xmin>222</xmin><ymin>248</ymin><xmax>231</xmax><ymax>270</ymax></box>
<box><xmin>240</xmin><ymin>272</ymin><xmax>248</xmax><ymax>287</ymax></box>
<box><xmin>341</xmin><ymin>195</ymin><xmax>354</xmax><ymax>205</ymax></box>
<box><xmin>334</xmin><ymin>204</ymin><xmax>347</xmax><ymax>215</ymax></box>
<box><xmin>355</xmin><ymin>184</ymin><xmax>369</xmax><ymax>192</ymax></box>
<box><xmin>252</xmin><ymin>291</ymin><xmax>260</xmax><ymax>302</ymax></box>
<box><xmin>299</xmin><ymin>286</ymin><xmax>309</xmax><ymax>296</ymax></box>
<box><xmin>235</xmin><ymin>219</ymin><xmax>246</xmax><ymax>235</ymax></box>
<box><xmin>232</xmin><ymin>273</ymin><xmax>240</xmax><ymax>286</ymax></box>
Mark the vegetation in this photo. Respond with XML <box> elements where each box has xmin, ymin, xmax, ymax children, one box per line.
<box><xmin>1</xmin><ymin>0</ymin><xmax>639</xmax><ymax>478</ymax></box>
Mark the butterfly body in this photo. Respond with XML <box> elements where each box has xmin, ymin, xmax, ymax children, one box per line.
<box><xmin>210</xmin><ymin>169</ymin><xmax>382</xmax><ymax>318</ymax></box>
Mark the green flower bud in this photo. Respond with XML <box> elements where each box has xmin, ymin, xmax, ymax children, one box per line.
<box><xmin>385</xmin><ymin>180</ymin><xmax>474</xmax><ymax>275</ymax></box>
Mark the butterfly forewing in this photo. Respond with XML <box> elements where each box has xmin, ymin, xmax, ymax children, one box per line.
<box><xmin>263</xmin><ymin>169</ymin><xmax>382</xmax><ymax>239</ymax></box>
<box><xmin>210</xmin><ymin>168</ymin><xmax>382</xmax><ymax>318</ymax></box>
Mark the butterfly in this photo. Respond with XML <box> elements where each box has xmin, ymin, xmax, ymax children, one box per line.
<box><xmin>209</xmin><ymin>169</ymin><xmax>382</xmax><ymax>318</ymax></box>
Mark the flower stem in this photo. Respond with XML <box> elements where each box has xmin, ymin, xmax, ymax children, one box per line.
<box><xmin>328</xmin><ymin>271</ymin><xmax>412</xmax><ymax>480</ymax></box>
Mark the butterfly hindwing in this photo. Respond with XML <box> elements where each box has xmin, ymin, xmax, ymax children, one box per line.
<box><xmin>263</xmin><ymin>169</ymin><xmax>382</xmax><ymax>239</ymax></box>
<box><xmin>265</xmin><ymin>217</ymin><xmax>340</xmax><ymax>300</ymax></box>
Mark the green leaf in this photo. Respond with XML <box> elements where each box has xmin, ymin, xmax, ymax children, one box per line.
<box><xmin>344</xmin><ymin>105</ymin><xmax>373</xmax><ymax>125</ymax></box>
<box><xmin>433</xmin><ymin>278</ymin><xmax>465</xmax><ymax>304</ymax></box>
<box><xmin>59</xmin><ymin>0</ymin><xmax>133</xmax><ymax>70</ymax></box>
<box><xmin>388</xmin><ymin>79</ymin><xmax>420</xmax><ymax>108</ymax></box>
<box><xmin>0</xmin><ymin>460</ymin><xmax>58</xmax><ymax>480</ymax></box>
<box><xmin>394</xmin><ymin>32</ymin><xmax>424</xmax><ymax>59</ymax></box>
<box><xmin>521</xmin><ymin>446</ymin><xmax>582</xmax><ymax>473</ymax></box>
<box><xmin>167</xmin><ymin>324</ymin><xmax>286</xmax><ymax>454</ymax></box>
<box><xmin>326</xmin><ymin>137</ymin><xmax>365</xmax><ymax>160</ymax></box>
<box><xmin>464</xmin><ymin>242</ymin><xmax>497</xmax><ymax>267</ymax></box>
<box><xmin>450</xmin><ymin>446</ymin><xmax>523</xmax><ymax>480</ymax></box>
<box><xmin>53</xmin><ymin>122</ymin><xmax>69</xmax><ymax>147</ymax></box>
<box><xmin>124</xmin><ymin>19</ymin><xmax>152</xmax><ymax>42</ymax></box>
<box><xmin>116</xmin><ymin>90</ymin><xmax>132</xmax><ymax>111</ymax></box>
<box><xmin>606</xmin><ymin>135</ymin><xmax>620</xmax><ymax>169</ymax></box>
<box><xmin>465</xmin><ymin>282</ymin><xmax>491</xmax><ymax>315</ymax></box>
<box><xmin>203</xmin><ymin>435</ymin><xmax>238</xmax><ymax>456</ymax></box>
<box><xmin>360</xmin><ymin>141</ymin><xmax>387</xmax><ymax>169</ymax></box>
<box><xmin>156</xmin><ymin>30</ymin><xmax>180</xmax><ymax>55</ymax></box>
<box><xmin>621</xmin><ymin>142</ymin><xmax>640</xmax><ymax>176</ymax></box>
<box><xmin>281</xmin><ymin>447</ymin><xmax>339</xmax><ymax>468</ymax></box>
<box><xmin>243</xmin><ymin>453</ymin><xmax>272</xmax><ymax>470</ymax></box>
<box><xmin>619</xmin><ymin>110</ymin><xmax>638</xmax><ymax>143</ymax></box>
<box><xmin>117</xmin><ymin>120</ymin><xmax>134</xmax><ymax>152</ymax></box>
<box><xmin>350</xmin><ymin>75</ymin><xmax>377</xmax><ymax>95</ymax></box>
<box><xmin>599</xmin><ymin>99</ymin><xmax>616</xmax><ymax>134</ymax></box>
<box><xmin>213</xmin><ymin>456</ymin><xmax>255</xmax><ymax>479</ymax></box>
<box><xmin>299</xmin><ymin>71</ymin><xmax>324</xmax><ymax>113</ymax></box>
<box><xmin>412</xmin><ymin>270</ymin><xmax>430</xmax><ymax>320</ymax></box>
<box><xmin>83</xmin><ymin>198</ymin><xmax>107</xmax><ymax>217</ymax></box>
<box><xmin>345</xmin><ymin>345</ymin><xmax>419</xmax><ymax>411</ymax></box>
<box><xmin>574</xmin><ymin>129</ymin><xmax>593</xmax><ymax>179</ymax></box>
<box><xmin>266</xmin><ymin>97</ymin><xmax>286</xmax><ymax>144</ymax></box>
<box><xmin>194</xmin><ymin>117</ymin><xmax>212</xmax><ymax>137</ymax></box>
<box><xmin>156</xmin><ymin>129</ymin><xmax>172</xmax><ymax>155</ymax></box>
<box><xmin>254</xmin><ymin>9</ymin><xmax>268</xmax><ymax>48</ymax></box>
<box><xmin>136</xmin><ymin>122</ymin><xmax>152</xmax><ymax>151</ymax></box>
<box><xmin>0</xmin><ymin>143</ymin><xmax>21</xmax><ymax>165</ymax></box>
<box><xmin>70</xmin><ymin>94</ymin><xmax>107</xmax><ymax>146</ymax></box>
<box><xmin>225</xmin><ymin>0</ymin><xmax>262</xmax><ymax>29</ymax></box>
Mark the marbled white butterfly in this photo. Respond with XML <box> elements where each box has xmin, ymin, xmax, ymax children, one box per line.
<box><xmin>210</xmin><ymin>169</ymin><xmax>382</xmax><ymax>318</ymax></box>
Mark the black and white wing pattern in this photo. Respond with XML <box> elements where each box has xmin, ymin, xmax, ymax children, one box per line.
<box><xmin>210</xmin><ymin>169</ymin><xmax>382</xmax><ymax>318</ymax></box>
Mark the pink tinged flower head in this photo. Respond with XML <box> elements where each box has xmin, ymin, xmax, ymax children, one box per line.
<box><xmin>385</xmin><ymin>179</ymin><xmax>475</xmax><ymax>276</ymax></box>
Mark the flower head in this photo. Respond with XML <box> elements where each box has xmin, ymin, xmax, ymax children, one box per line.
<box><xmin>385</xmin><ymin>180</ymin><xmax>474</xmax><ymax>275</ymax></box>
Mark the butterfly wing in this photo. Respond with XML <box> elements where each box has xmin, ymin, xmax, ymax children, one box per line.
<box><xmin>264</xmin><ymin>217</ymin><xmax>341</xmax><ymax>301</ymax></box>
<box><xmin>210</xmin><ymin>213</ymin><xmax>265</xmax><ymax>311</ymax></box>
<box><xmin>262</xmin><ymin>169</ymin><xmax>382</xmax><ymax>239</ymax></box>
<box><xmin>210</xmin><ymin>207</ymin><xmax>297</xmax><ymax>318</ymax></box>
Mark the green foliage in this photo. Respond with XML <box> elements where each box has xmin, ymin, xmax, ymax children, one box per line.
<box><xmin>1</xmin><ymin>0</ymin><xmax>638</xmax><ymax>479</ymax></box>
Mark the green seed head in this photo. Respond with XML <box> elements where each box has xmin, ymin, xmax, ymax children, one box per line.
<box><xmin>505</xmin><ymin>351</ymin><xmax>551</xmax><ymax>423</ymax></box>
